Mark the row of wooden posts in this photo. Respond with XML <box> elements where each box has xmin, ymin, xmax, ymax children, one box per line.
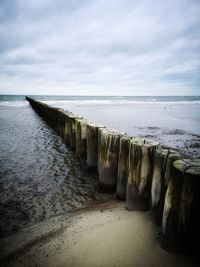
<box><xmin>26</xmin><ymin>97</ymin><xmax>200</xmax><ymax>253</ymax></box>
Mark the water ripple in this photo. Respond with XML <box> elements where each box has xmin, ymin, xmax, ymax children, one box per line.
<box><xmin>0</xmin><ymin>105</ymin><xmax>98</xmax><ymax>238</ymax></box>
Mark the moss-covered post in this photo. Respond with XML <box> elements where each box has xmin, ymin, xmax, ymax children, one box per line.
<box><xmin>164</xmin><ymin>150</ymin><xmax>181</xmax><ymax>184</ymax></box>
<box><xmin>126</xmin><ymin>138</ymin><xmax>145</xmax><ymax>210</ymax></box>
<box><xmin>75</xmin><ymin>118</ymin><xmax>88</xmax><ymax>161</ymax></box>
<box><xmin>47</xmin><ymin>106</ymin><xmax>58</xmax><ymax>129</ymax></box>
<box><xmin>86</xmin><ymin>122</ymin><xmax>105</xmax><ymax>170</ymax></box>
<box><xmin>151</xmin><ymin>149</ymin><xmax>169</xmax><ymax>210</ymax></box>
<box><xmin>150</xmin><ymin>149</ymin><xmax>181</xmax><ymax>224</ymax></box>
<box><xmin>55</xmin><ymin>109</ymin><xmax>66</xmax><ymax>138</ymax></box>
<box><xmin>63</xmin><ymin>112</ymin><xmax>72</xmax><ymax>147</ymax></box>
<box><xmin>98</xmin><ymin>128</ymin><xmax>124</xmax><ymax>192</ymax></box>
<box><xmin>116</xmin><ymin>135</ymin><xmax>131</xmax><ymax>199</ymax></box>
<box><xmin>151</xmin><ymin>149</ymin><xmax>181</xmax><ymax>225</ymax></box>
<box><xmin>64</xmin><ymin>113</ymin><xmax>82</xmax><ymax>150</ymax></box>
<box><xmin>161</xmin><ymin>159</ymin><xmax>200</xmax><ymax>253</ymax></box>
<box><xmin>126</xmin><ymin>138</ymin><xmax>159</xmax><ymax>211</ymax></box>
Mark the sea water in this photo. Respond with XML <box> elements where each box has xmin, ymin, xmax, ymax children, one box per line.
<box><xmin>0</xmin><ymin>95</ymin><xmax>97</xmax><ymax>238</ymax></box>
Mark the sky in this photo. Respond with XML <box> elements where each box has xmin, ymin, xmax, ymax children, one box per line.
<box><xmin>0</xmin><ymin>0</ymin><xmax>200</xmax><ymax>96</ymax></box>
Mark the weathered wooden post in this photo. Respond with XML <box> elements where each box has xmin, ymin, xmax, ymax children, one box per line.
<box><xmin>98</xmin><ymin>128</ymin><xmax>124</xmax><ymax>192</ymax></box>
<box><xmin>64</xmin><ymin>113</ymin><xmax>82</xmax><ymax>150</ymax></box>
<box><xmin>150</xmin><ymin>149</ymin><xmax>180</xmax><ymax>224</ymax></box>
<box><xmin>75</xmin><ymin>118</ymin><xmax>88</xmax><ymax>161</ymax></box>
<box><xmin>55</xmin><ymin>109</ymin><xmax>66</xmax><ymax>138</ymax></box>
<box><xmin>63</xmin><ymin>112</ymin><xmax>72</xmax><ymax>147</ymax></box>
<box><xmin>47</xmin><ymin>107</ymin><xmax>56</xmax><ymax>128</ymax></box>
<box><xmin>151</xmin><ymin>149</ymin><xmax>169</xmax><ymax>208</ymax></box>
<box><xmin>116</xmin><ymin>135</ymin><xmax>131</xmax><ymax>199</ymax></box>
<box><xmin>86</xmin><ymin>122</ymin><xmax>105</xmax><ymax>170</ymax></box>
<box><xmin>161</xmin><ymin>159</ymin><xmax>200</xmax><ymax>253</ymax></box>
<box><xmin>126</xmin><ymin>138</ymin><xmax>159</xmax><ymax>211</ymax></box>
<box><xmin>164</xmin><ymin>150</ymin><xmax>181</xmax><ymax>184</ymax></box>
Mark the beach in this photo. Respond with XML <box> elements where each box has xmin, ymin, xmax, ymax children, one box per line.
<box><xmin>0</xmin><ymin>95</ymin><xmax>200</xmax><ymax>266</ymax></box>
<box><xmin>45</xmin><ymin>97</ymin><xmax>200</xmax><ymax>158</ymax></box>
<box><xmin>1</xmin><ymin>198</ymin><xmax>199</xmax><ymax>267</ymax></box>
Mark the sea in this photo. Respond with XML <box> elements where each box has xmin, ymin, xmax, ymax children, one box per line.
<box><xmin>0</xmin><ymin>95</ymin><xmax>200</xmax><ymax>238</ymax></box>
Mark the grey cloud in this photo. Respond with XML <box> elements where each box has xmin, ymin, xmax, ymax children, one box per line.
<box><xmin>0</xmin><ymin>0</ymin><xmax>19</xmax><ymax>23</ymax></box>
<box><xmin>0</xmin><ymin>0</ymin><xmax>200</xmax><ymax>95</ymax></box>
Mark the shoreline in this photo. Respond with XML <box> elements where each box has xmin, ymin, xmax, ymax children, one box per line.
<box><xmin>46</xmin><ymin>100</ymin><xmax>200</xmax><ymax>158</ymax></box>
<box><xmin>0</xmin><ymin>194</ymin><xmax>114</xmax><ymax>262</ymax></box>
<box><xmin>1</xmin><ymin>198</ymin><xmax>199</xmax><ymax>267</ymax></box>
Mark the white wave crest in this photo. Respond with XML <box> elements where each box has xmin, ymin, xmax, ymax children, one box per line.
<box><xmin>0</xmin><ymin>101</ymin><xmax>28</xmax><ymax>107</ymax></box>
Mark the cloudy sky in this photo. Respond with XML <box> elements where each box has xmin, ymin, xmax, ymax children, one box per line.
<box><xmin>0</xmin><ymin>0</ymin><xmax>200</xmax><ymax>95</ymax></box>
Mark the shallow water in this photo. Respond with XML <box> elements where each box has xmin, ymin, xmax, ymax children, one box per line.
<box><xmin>0</xmin><ymin>101</ymin><xmax>97</xmax><ymax>238</ymax></box>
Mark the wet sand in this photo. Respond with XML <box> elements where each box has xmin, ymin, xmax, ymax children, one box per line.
<box><xmin>46</xmin><ymin>101</ymin><xmax>200</xmax><ymax>158</ymax></box>
<box><xmin>1</xmin><ymin>198</ymin><xmax>199</xmax><ymax>267</ymax></box>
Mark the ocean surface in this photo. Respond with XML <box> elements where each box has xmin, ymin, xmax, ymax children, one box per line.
<box><xmin>0</xmin><ymin>95</ymin><xmax>99</xmax><ymax>238</ymax></box>
<box><xmin>0</xmin><ymin>95</ymin><xmax>200</xmax><ymax>238</ymax></box>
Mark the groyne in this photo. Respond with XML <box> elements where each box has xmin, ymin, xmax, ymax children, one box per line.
<box><xmin>26</xmin><ymin>96</ymin><xmax>200</xmax><ymax>253</ymax></box>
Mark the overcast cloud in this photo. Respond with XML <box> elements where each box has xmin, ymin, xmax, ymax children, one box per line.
<box><xmin>0</xmin><ymin>0</ymin><xmax>200</xmax><ymax>95</ymax></box>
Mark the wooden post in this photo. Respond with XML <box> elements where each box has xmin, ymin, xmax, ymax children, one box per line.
<box><xmin>86</xmin><ymin>122</ymin><xmax>105</xmax><ymax>170</ymax></box>
<box><xmin>55</xmin><ymin>109</ymin><xmax>66</xmax><ymax>138</ymax></box>
<box><xmin>164</xmin><ymin>150</ymin><xmax>181</xmax><ymax>184</ymax></box>
<box><xmin>64</xmin><ymin>113</ymin><xmax>82</xmax><ymax>150</ymax></box>
<box><xmin>151</xmin><ymin>149</ymin><xmax>180</xmax><ymax>224</ymax></box>
<box><xmin>161</xmin><ymin>159</ymin><xmax>200</xmax><ymax>253</ymax></box>
<box><xmin>47</xmin><ymin>106</ymin><xmax>58</xmax><ymax>129</ymax></box>
<box><xmin>116</xmin><ymin>135</ymin><xmax>131</xmax><ymax>199</ymax></box>
<box><xmin>126</xmin><ymin>138</ymin><xmax>159</xmax><ymax>211</ymax></box>
<box><xmin>75</xmin><ymin>118</ymin><xmax>88</xmax><ymax>161</ymax></box>
<box><xmin>98</xmin><ymin>128</ymin><xmax>124</xmax><ymax>192</ymax></box>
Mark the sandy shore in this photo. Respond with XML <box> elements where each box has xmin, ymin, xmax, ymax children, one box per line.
<box><xmin>46</xmin><ymin>101</ymin><xmax>200</xmax><ymax>158</ymax></box>
<box><xmin>1</xmin><ymin>198</ymin><xmax>199</xmax><ymax>267</ymax></box>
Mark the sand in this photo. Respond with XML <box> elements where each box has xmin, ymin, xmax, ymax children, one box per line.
<box><xmin>1</xmin><ymin>198</ymin><xmax>199</xmax><ymax>267</ymax></box>
<box><xmin>46</xmin><ymin>101</ymin><xmax>200</xmax><ymax>158</ymax></box>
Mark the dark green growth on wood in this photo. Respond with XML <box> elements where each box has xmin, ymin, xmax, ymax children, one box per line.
<box><xmin>161</xmin><ymin>159</ymin><xmax>200</xmax><ymax>253</ymax></box>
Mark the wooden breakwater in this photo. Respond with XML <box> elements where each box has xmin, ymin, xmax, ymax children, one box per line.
<box><xmin>26</xmin><ymin>96</ymin><xmax>200</xmax><ymax>253</ymax></box>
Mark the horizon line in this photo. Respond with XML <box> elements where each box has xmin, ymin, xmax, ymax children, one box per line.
<box><xmin>1</xmin><ymin>94</ymin><xmax>200</xmax><ymax>97</ymax></box>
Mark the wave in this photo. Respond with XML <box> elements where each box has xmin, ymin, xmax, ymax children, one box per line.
<box><xmin>0</xmin><ymin>101</ymin><xmax>28</xmax><ymax>107</ymax></box>
<box><xmin>43</xmin><ymin>99</ymin><xmax>200</xmax><ymax>107</ymax></box>
<box><xmin>1</xmin><ymin>95</ymin><xmax>200</xmax><ymax>108</ymax></box>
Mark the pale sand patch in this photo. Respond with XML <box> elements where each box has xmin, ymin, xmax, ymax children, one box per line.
<box><xmin>3</xmin><ymin>200</ymin><xmax>198</xmax><ymax>267</ymax></box>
